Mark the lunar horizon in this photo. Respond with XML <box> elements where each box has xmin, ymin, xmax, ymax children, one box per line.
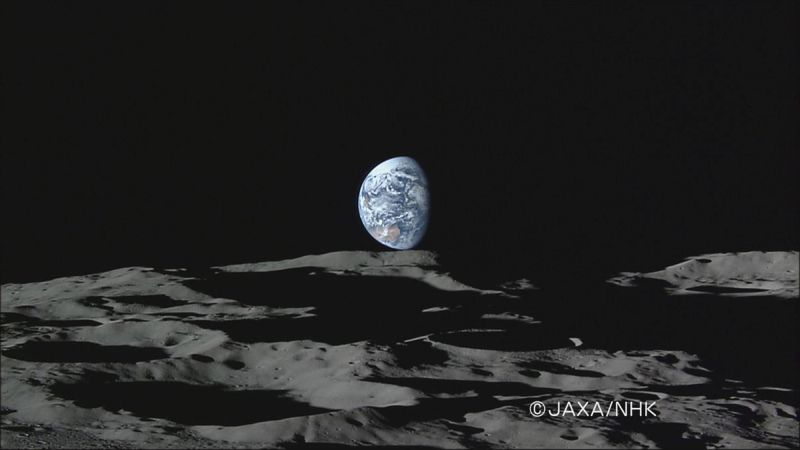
<box><xmin>1</xmin><ymin>250</ymin><xmax>797</xmax><ymax>448</ymax></box>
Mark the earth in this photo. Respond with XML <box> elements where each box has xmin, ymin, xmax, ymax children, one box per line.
<box><xmin>358</xmin><ymin>156</ymin><xmax>430</xmax><ymax>249</ymax></box>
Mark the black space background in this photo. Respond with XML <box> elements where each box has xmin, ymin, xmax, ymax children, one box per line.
<box><xmin>3</xmin><ymin>1</ymin><xmax>798</xmax><ymax>285</ymax></box>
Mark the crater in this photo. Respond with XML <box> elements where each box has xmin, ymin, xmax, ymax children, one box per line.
<box><xmin>620</xmin><ymin>391</ymin><xmax>662</xmax><ymax>401</ymax></box>
<box><xmin>223</xmin><ymin>360</ymin><xmax>246</xmax><ymax>370</ymax></box>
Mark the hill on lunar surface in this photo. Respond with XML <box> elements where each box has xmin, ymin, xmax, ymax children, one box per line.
<box><xmin>609</xmin><ymin>251</ymin><xmax>798</xmax><ymax>298</ymax></box>
<box><xmin>1</xmin><ymin>251</ymin><xmax>797</xmax><ymax>448</ymax></box>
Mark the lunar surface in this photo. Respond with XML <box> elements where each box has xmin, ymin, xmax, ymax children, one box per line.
<box><xmin>608</xmin><ymin>251</ymin><xmax>799</xmax><ymax>298</ymax></box>
<box><xmin>358</xmin><ymin>157</ymin><xmax>430</xmax><ymax>249</ymax></box>
<box><xmin>1</xmin><ymin>251</ymin><xmax>797</xmax><ymax>448</ymax></box>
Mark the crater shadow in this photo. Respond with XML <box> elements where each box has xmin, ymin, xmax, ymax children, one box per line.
<box><xmin>152</xmin><ymin>312</ymin><xmax>205</xmax><ymax>318</ymax></box>
<box><xmin>523</xmin><ymin>284</ymin><xmax>799</xmax><ymax>389</ymax></box>
<box><xmin>35</xmin><ymin>319</ymin><xmax>103</xmax><ymax>327</ymax></box>
<box><xmin>183</xmin><ymin>267</ymin><xmax>539</xmax><ymax>345</ymax></box>
<box><xmin>50</xmin><ymin>381</ymin><xmax>331</xmax><ymax>426</ymax></box>
<box><xmin>390</xmin><ymin>340</ymin><xmax>450</xmax><ymax>369</ymax></box>
<box><xmin>1</xmin><ymin>312</ymin><xmax>35</xmax><ymax>324</ymax></box>
<box><xmin>614</xmin><ymin>421</ymin><xmax>719</xmax><ymax>449</ymax></box>
<box><xmin>189</xmin><ymin>312</ymin><xmax>477</xmax><ymax>346</ymax></box>
<box><xmin>518</xmin><ymin>360</ymin><xmax>605</xmax><ymax>378</ymax></box>
<box><xmin>684</xmin><ymin>285</ymin><xmax>769</xmax><ymax>294</ymax></box>
<box><xmin>379</xmin><ymin>397</ymin><xmax>506</xmax><ymax>427</ymax></box>
<box><xmin>429</xmin><ymin>328</ymin><xmax>576</xmax><ymax>352</ymax></box>
<box><xmin>186</xmin><ymin>286</ymin><xmax>499</xmax><ymax>346</ymax></box>
<box><xmin>1</xmin><ymin>312</ymin><xmax>101</xmax><ymax>328</ymax></box>
<box><xmin>77</xmin><ymin>296</ymin><xmax>114</xmax><ymax>312</ymax></box>
<box><xmin>183</xmin><ymin>269</ymin><xmax>475</xmax><ymax>309</ymax></box>
<box><xmin>2</xmin><ymin>341</ymin><xmax>168</xmax><ymax>363</ymax></box>
<box><xmin>375</xmin><ymin>394</ymin><xmax>541</xmax><ymax>429</ymax></box>
<box><xmin>109</xmin><ymin>295</ymin><xmax>188</xmax><ymax>308</ymax></box>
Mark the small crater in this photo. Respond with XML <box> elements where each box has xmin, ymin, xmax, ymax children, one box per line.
<box><xmin>224</xmin><ymin>360</ymin><xmax>246</xmax><ymax>370</ymax></box>
<box><xmin>471</xmin><ymin>368</ymin><xmax>493</xmax><ymax>377</ymax></box>
<box><xmin>655</xmin><ymin>353</ymin><xmax>680</xmax><ymax>364</ymax></box>
<box><xmin>345</xmin><ymin>417</ymin><xmax>364</xmax><ymax>428</ymax></box>
<box><xmin>519</xmin><ymin>369</ymin><xmax>541</xmax><ymax>378</ymax></box>
<box><xmin>190</xmin><ymin>354</ymin><xmax>214</xmax><ymax>363</ymax></box>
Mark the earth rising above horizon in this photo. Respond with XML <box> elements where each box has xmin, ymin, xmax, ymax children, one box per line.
<box><xmin>358</xmin><ymin>156</ymin><xmax>430</xmax><ymax>249</ymax></box>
